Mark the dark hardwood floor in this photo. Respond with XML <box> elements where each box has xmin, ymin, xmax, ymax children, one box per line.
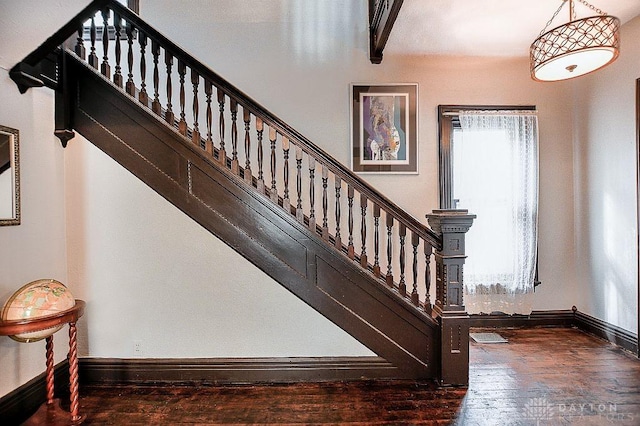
<box><xmin>74</xmin><ymin>328</ymin><xmax>640</xmax><ymax>425</ymax></box>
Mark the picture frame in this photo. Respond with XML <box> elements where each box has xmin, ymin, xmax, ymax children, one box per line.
<box><xmin>0</xmin><ymin>125</ymin><xmax>20</xmax><ymax>226</ymax></box>
<box><xmin>350</xmin><ymin>83</ymin><xmax>418</xmax><ymax>174</ymax></box>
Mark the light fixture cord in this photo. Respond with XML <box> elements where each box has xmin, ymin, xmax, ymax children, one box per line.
<box><xmin>575</xmin><ymin>0</ymin><xmax>607</xmax><ymax>16</ymax></box>
<box><xmin>538</xmin><ymin>0</ymin><xmax>609</xmax><ymax>36</ymax></box>
<box><xmin>538</xmin><ymin>0</ymin><xmax>569</xmax><ymax>36</ymax></box>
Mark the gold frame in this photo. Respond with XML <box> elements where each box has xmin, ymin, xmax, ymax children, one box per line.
<box><xmin>0</xmin><ymin>125</ymin><xmax>20</xmax><ymax>226</ymax></box>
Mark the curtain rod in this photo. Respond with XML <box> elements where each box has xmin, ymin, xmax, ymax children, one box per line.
<box><xmin>442</xmin><ymin>110</ymin><xmax>538</xmax><ymax>117</ymax></box>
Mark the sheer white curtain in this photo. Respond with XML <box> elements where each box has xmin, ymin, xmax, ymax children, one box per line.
<box><xmin>454</xmin><ymin>112</ymin><xmax>538</xmax><ymax>314</ymax></box>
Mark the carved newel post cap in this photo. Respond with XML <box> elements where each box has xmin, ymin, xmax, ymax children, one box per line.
<box><xmin>426</xmin><ymin>209</ymin><xmax>476</xmax><ymax>235</ymax></box>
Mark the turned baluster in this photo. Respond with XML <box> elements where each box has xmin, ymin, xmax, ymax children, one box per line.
<box><xmin>322</xmin><ymin>166</ymin><xmax>329</xmax><ymax>241</ymax></box>
<box><xmin>178</xmin><ymin>60</ymin><xmax>187</xmax><ymax>135</ymax></box>
<box><xmin>164</xmin><ymin>51</ymin><xmax>175</xmax><ymax>124</ymax></box>
<box><xmin>424</xmin><ymin>243</ymin><xmax>433</xmax><ymax>314</ymax></box>
<box><xmin>347</xmin><ymin>185</ymin><xmax>355</xmax><ymax>259</ymax></box>
<box><xmin>204</xmin><ymin>81</ymin><xmax>213</xmax><ymax>155</ymax></box>
<box><xmin>269</xmin><ymin>127</ymin><xmax>278</xmax><ymax>202</ymax></box>
<box><xmin>88</xmin><ymin>15</ymin><xmax>99</xmax><ymax>69</ymax></box>
<box><xmin>151</xmin><ymin>40</ymin><xmax>161</xmax><ymax>115</ymax></box>
<box><xmin>309</xmin><ymin>157</ymin><xmax>316</xmax><ymax>231</ymax></box>
<box><xmin>230</xmin><ymin>99</ymin><xmax>239</xmax><ymax>174</ymax></box>
<box><xmin>386</xmin><ymin>213</ymin><xmax>394</xmax><ymax>287</ymax></box>
<box><xmin>411</xmin><ymin>232</ymin><xmax>420</xmax><ymax>306</ymax></box>
<box><xmin>75</xmin><ymin>23</ymin><xmax>86</xmax><ymax>60</ymax></box>
<box><xmin>334</xmin><ymin>176</ymin><xmax>342</xmax><ymax>250</ymax></box>
<box><xmin>399</xmin><ymin>224</ymin><xmax>407</xmax><ymax>296</ymax></box>
<box><xmin>243</xmin><ymin>107</ymin><xmax>252</xmax><ymax>183</ymax></box>
<box><xmin>373</xmin><ymin>205</ymin><xmax>381</xmax><ymax>277</ymax></box>
<box><xmin>360</xmin><ymin>194</ymin><xmax>368</xmax><ymax>268</ymax></box>
<box><xmin>191</xmin><ymin>69</ymin><xmax>201</xmax><ymax>147</ymax></box>
<box><xmin>138</xmin><ymin>32</ymin><xmax>149</xmax><ymax>106</ymax></box>
<box><xmin>113</xmin><ymin>12</ymin><xmax>123</xmax><ymax>88</ymax></box>
<box><xmin>256</xmin><ymin>118</ymin><xmax>265</xmax><ymax>193</ymax></box>
<box><xmin>100</xmin><ymin>8</ymin><xmax>110</xmax><ymax>78</ymax></box>
<box><xmin>295</xmin><ymin>146</ymin><xmax>303</xmax><ymax>222</ymax></box>
<box><xmin>125</xmin><ymin>22</ymin><xmax>135</xmax><ymax>96</ymax></box>
<box><xmin>282</xmin><ymin>137</ymin><xmax>290</xmax><ymax>209</ymax></box>
<box><xmin>217</xmin><ymin>89</ymin><xmax>227</xmax><ymax>165</ymax></box>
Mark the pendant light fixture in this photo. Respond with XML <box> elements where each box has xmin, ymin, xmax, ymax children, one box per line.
<box><xmin>530</xmin><ymin>0</ymin><xmax>620</xmax><ymax>82</ymax></box>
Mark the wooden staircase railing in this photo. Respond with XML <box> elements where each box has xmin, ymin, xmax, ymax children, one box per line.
<box><xmin>10</xmin><ymin>0</ymin><xmax>475</xmax><ymax>385</ymax></box>
<box><xmin>57</xmin><ymin>0</ymin><xmax>442</xmax><ymax>313</ymax></box>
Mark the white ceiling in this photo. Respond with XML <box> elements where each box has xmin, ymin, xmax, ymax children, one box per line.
<box><xmin>386</xmin><ymin>0</ymin><xmax>640</xmax><ymax>57</ymax></box>
<box><xmin>2</xmin><ymin>0</ymin><xmax>640</xmax><ymax>71</ymax></box>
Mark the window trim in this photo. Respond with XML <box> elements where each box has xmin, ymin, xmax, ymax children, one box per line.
<box><xmin>437</xmin><ymin>105</ymin><xmax>537</xmax><ymax>209</ymax></box>
<box><xmin>437</xmin><ymin>104</ymin><xmax>541</xmax><ymax>289</ymax></box>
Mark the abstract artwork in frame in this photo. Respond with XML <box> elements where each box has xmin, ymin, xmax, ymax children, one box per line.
<box><xmin>350</xmin><ymin>83</ymin><xmax>418</xmax><ymax>174</ymax></box>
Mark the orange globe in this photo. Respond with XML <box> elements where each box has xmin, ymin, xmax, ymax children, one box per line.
<box><xmin>1</xmin><ymin>279</ymin><xmax>76</xmax><ymax>343</ymax></box>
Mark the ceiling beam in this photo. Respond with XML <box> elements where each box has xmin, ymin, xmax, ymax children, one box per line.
<box><xmin>369</xmin><ymin>0</ymin><xmax>404</xmax><ymax>64</ymax></box>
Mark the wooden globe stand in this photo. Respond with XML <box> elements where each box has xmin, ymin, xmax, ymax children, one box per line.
<box><xmin>0</xmin><ymin>300</ymin><xmax>86</xmax><ymax>425</ymax></box>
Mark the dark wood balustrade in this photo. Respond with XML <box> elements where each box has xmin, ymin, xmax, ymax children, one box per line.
<box><xmin>38</xmin><ymin>0</ymin><xmax>442</xmax><ymax>315</ymax></box>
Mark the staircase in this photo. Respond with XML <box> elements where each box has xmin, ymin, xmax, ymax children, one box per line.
<box><xmin>11</xmin><ymin>0</ymin><xmax>474</xmax><ymax>385</ymax></box>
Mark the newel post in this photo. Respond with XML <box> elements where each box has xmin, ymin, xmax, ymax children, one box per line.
<box><xmin>426</xmin><ymin>209</ymin><xmax>475</xmax><ymax>386</ymax></box>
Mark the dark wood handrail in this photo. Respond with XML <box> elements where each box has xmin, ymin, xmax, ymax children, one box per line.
<box><xmin>10</xmin><ymin>0</ymin><xmax>439</xmax><ymax>250</ymax></box>
<box><xmin>17</xmin><ymin>0</ymin><xmax>111</xmax><ymax>68</ymax></box>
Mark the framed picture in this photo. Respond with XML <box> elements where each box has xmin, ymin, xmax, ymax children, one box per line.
<box><xmin>350</xmin><ymin>83</ymin><xmax>418</xmax><ymax>174</ymax></box>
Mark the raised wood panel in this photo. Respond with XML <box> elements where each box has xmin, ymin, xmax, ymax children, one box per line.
<box><xmin>316</xmin><ymin>257</ymin><xmax>432</xmax><ymax>368</ymax></box>
<box><xmin>189</xmin><ymin>163</ymin><xmax>308</xmax><ymax>278</ymax></box>
<box><xmin>316</xmin><ymin>246</ymin><xmax>438</xmax><ymax>333</ymax></box>
<box><xmin>77</xmin><ymin>76</ymin><xmax>185</xmax><ymax>186</ymax></box>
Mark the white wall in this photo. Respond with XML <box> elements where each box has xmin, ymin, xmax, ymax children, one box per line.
<box><xmin>0</xmin><ymin>0</ymin><xmax>91</xmax><ymax>399</ymax></box>
<box><xmin>571</xmin><ymin>17</ymin><xmax>640</xmax><ymax>334</ymax></box>
<box><xmin>0</xmin><ymin>71</ymin><xmax>70</xmax><ymax>399</ymax></box>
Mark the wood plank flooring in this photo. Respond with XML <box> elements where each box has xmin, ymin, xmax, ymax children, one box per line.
<box><xmin>73</xmin><ymin>328</ymin><xmax>640</xmax><ymax>425</ymax></box>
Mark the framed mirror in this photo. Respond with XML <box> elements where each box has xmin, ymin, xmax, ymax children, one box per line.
<box><xmin>0</xmin><ymin>125</ymin><xmax>20</xmax><ymax>226</ymax></box>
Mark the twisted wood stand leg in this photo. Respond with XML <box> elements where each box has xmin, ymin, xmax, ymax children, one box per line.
<box><xmin>2</xmin><ymin>299</ymin><xmax>86</xmax><ymax>424</ymax></box>
<box><xmin>69</xmin><ymin>321</ymin><xmax>81</xmax><ymax>423</ymax></box>
<box><xmin>22</xmin><ymin>326</ymin><xmax>85</xmax><ymax>425</ymax></box>
<box><xmin>45</xmin><ymin>336</ymin><xmax>55</xmax><ymax>405</ymax></box>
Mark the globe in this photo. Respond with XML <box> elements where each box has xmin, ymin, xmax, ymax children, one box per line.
<box><xmin>1</xmin><ymin>279</ymin><xmax>76</xmax><ymax>343</ymax></box>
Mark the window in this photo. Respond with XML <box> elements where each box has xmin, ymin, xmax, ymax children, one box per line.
<box><xmin>83</xmin><ymin>0</ymin><xmax>140</xmax><ymax>41</ymax></box>
<box><xmin>438</xmin><ymin>106</ymin><xmax>539</xmax><ymax>314</ymax></box>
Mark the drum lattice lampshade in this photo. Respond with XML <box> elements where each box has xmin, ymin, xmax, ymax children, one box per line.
<box><xmin>530</xmin><ymin>1</ymin><xmax>620</xmax><ymax>82</ymax></box>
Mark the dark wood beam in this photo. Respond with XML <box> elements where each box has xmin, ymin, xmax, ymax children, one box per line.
<box><xmin>369</xmin><ymin>0</ymin><xmax>404</xmax><ymax>64</ymax></box>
